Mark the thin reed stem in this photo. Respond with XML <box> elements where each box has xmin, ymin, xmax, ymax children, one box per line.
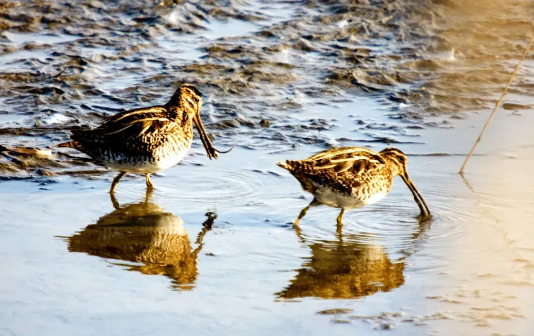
<box><xmin>459</xmin><ymin>31</ymin><xmax>534</xmax><ymax>173</ymax></box>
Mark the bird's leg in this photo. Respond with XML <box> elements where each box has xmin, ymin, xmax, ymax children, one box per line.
<box><xmin>293</xmin><ymin>199</ymin><xmax>320</xmax><ymax>242</ymax></box>
<box><xmin>294</xmin><ymin>198</ymin><xmax>320</xmax><ymax>235</ymax></box>
<box><xmin>145</xmin><ymin>173</ymin><xmax>154</xmax><ymax>189</ymax></box>
<box><xmin>336</xmin><ymin>208</ymin><xmax>345</xmax><ymax>235</ymax></box>
<box><xmin>294</xmin><ymin>199</ymin><xmax>317</xmax><ymax>227</ymax></box>
<box><xmin>110</xmin><ymin>171</ymin><xmax>127</xmax><ymax>194</ymax></box>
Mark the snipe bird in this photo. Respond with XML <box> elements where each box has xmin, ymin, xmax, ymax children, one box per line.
<box><xmin>59</xmin><ymin>84</ymin><xmax>224</xmax><ymax>193</ymax></box>
<box><xmin>278</xmin><ymin>147</ymin><xmax>431</xmax><ymax>226</ymax></box>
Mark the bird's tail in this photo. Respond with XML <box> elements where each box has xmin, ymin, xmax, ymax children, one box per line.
<box><xmin>278</xmin><ymin>160</ymin><xmax>319</xmax><ymax>175</ymax></box>
<box><xmin>277</xmin><ymin>160</ymin><xmax>291</xmax><ymax>170</ymax></box>
<box><xmin>278</xmin><ymin>160</ymin><xmax>303</xmax><ymax>172</ymax></box>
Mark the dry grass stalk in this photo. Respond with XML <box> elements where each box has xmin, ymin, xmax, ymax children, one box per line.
<box><xmin>459</xmin><ymin>31</ymin><xmax>534</xmax><ymax>173</ymax></box>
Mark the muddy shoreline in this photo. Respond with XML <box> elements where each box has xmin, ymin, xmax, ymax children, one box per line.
<box><xmin>0</xmin><ymin>0</ymin><xmax>533</xmax><ymax>179</ymax></box>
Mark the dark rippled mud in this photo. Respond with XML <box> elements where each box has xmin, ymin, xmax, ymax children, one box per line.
<box><xmin>0</xmin><ymin>0</ymin><xmax>533</xmax><ymax>178</ymax></box>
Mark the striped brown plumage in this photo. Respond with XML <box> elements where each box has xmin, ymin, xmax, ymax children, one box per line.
<box><xmin>59</xmin><ymin>84</ymin><xmax>219</xmax><ymax>193</ymax></box>
<box><xmin>278</xmin><ymin>146</ymin><xmax>431</xmax><ymax>227</ymax></box>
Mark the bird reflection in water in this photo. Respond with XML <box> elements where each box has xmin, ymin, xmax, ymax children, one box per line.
<box><xmin>277</xmin><ymin>217</ymin><xmax>429</xmax><ymax>299</ymax></box>
<box><xmin>65</xmin><ymin>191</ymin><xmax>216</xmax><ymax>290</ymax></box>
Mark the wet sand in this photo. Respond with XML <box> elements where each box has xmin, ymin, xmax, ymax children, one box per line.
<box><xmin>1</xmin><ymin>0</ymin><xmax>534</xmax><ymax>335</ymax></box>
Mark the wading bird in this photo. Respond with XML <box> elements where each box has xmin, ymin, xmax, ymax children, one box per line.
<box><xmin>278</xmin><ymin>147</ymin><xmax>431</xmax><ymax>227</ymax></box>
<box><xmin>59</xmin><ymin>84</ymin><xmax>227</xmax><ymax>193</ymax></box>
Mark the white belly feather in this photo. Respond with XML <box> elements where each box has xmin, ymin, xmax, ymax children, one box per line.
<box><xmin>312</xmin><ymin>183</ymin><xmax>388</xmax><ymax>209</ymax></box>
<box><xmin>105</xmin><ymin>150</ymin><xmax>188</xmax><ymax>174</ymax></box>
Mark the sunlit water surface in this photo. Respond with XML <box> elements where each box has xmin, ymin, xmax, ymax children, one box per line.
<box><xmin>2</xmin><ymin>97</ymin><xmax>534</xmax><ymax>335</ymax></box>
<box><xmin>0</xmin><ymin>0</ymin><xmax>534</xmax><ymax>335</ymax></box>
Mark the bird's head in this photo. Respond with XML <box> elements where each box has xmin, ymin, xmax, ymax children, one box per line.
<box><xmin>167</xmin><ymin>84</ymin><xmax>218</xmax><ymax>159</ymax></box>
<box><xmin>380</xmin><ymin>147</ymin><xmax>431</xmax><ymax>218</ymax></box>
<box><xmin>380</xmin><ymin>147</ymin><xmax>408</xmax><ymax>178</ymax></box>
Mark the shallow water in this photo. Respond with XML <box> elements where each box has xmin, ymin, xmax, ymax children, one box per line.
<box><xmin>1</xmin><ymin>0</ymin><xmax>534</xmax><ymax>335</ymax></box>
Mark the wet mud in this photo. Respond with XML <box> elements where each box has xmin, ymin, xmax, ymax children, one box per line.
<box><xmin>0</xmin><ymin>0</ymin><xmax>533</xmax><ymax>178</ymax></box>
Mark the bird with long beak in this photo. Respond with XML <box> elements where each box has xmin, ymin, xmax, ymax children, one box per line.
<box><xmin>59</xmin><ymin>84</ymin><xmax>230</xmax><ymax>193</ymax></box>
<box><xmin>278</xmin><ymin>147</ymin><xmax>431</xmax><ymax>227</ymax></box>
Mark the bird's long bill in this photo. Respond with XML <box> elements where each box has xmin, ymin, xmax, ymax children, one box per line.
<box><xmin>401</xmin><ymin>173</ymin><xmax>431</xmax><ymax>218</ymax></box>
<box><xmin>193</xmin><ymin>114</ymin><xmax>218</xmax><ymax>160</ymax></box>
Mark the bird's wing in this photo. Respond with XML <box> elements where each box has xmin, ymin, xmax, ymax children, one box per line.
<box><xmin>305</xmin><ymin>147</ymin><xmax>385</xmax><ymax>164</ymax></box>
<box><xmin>71</xmin><ymin>106</ymin><xmax>182</xmax><ymax>156</ymax></box>
<box><xmin>99</xmin><ymin>106</ymin><xmax>176</xmax><ymax>138</ymax></box>
<box><xmin>287</xmin><ymin>147</ymin><xmax>387</xmax><ymax>194</ymax></box>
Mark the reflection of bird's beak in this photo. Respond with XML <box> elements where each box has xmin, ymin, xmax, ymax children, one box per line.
<box><xmin>401</xmin><ymin>172</ymin><xmax>431</xmax><ymax>218</ymax></box>
<box><xmin>193</xmin><ymin>108</ymin><xmax>218</xmax><ymax>160</ymax></box>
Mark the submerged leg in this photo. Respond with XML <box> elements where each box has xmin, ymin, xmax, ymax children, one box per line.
<box><xmin>336</xmin><ymin>208</ymin><xmax>345</xmax><ymax>235</ymax></box>
<box><xmin>145</xmin><ymin>173</ymin><xmax>154</xmax><ymax>189</ymax></box>
<box><xmin>110</xmin><ymin>171</ymin><xmax>127</xmax><ymax>194</ymax></box>
<box><xmin>109</xmin><ymin>192</ymin><xmax>120</xmax><ymax>210</ymax></box>
<box><xmin>294</xmin><ymin>198</ymin><xmax>318</xmax><ymax>227</ymax></box>
<box><xmin>144</xmin><ymin>186</ymin><xmax>154</xmax><ymax>204</ymax></box>
<box><xmin>293</xmin><ymin>198</ymin><xmax>320</xmax><ymax>242</ymax></box>
<box><xmin>336</xmin><ymin>208</ymin><xmax>345</xmax><ymax>225</ymax></box>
